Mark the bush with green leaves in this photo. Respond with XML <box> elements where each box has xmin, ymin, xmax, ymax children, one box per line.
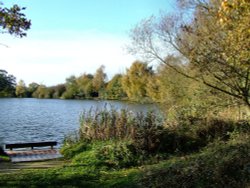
<box><xmin>61</xmin><ymin>141</ymin><xmax>90</xmax><ymax>159</ymax></box>
<box><xmin>95</xmin><ymin>141</ymin><xmax>137</xmax><ymax>169</ymax></box>
<box><xmin>63</xmin><ymin>141</ymin><xmax>138</xmax><ymax>170</ymax></box>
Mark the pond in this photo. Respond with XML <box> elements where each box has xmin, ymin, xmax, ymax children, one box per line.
<box><xmin>0</xmin><ymin>98</ymin><xmax>158</xmax><ymax>146</ymax></box>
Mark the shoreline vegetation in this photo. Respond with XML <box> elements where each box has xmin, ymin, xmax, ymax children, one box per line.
<box><xmin>0</xmin><ymin>108</ymin><xmax>249</xmax><ymax>187</ymax></box>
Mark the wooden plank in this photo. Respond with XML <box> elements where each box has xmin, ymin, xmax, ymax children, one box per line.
<box><xmin>6</xmin><ymin>149</ymin><xmax>62</xmax><ymax>162</ymax></box>
<box><xmin>0</xmin><ymin>159</ymin><xmax>65</xmax><ymax>173</ymax></box>
<box><xmin>5</xmin><ymin>141</ymin><xmax>57</xmax><ymax>150</ymax></box>
<box><xmin>5</xmin><ymin>149</ymin><xmax>63</xmax><ymax>162</ymax></box>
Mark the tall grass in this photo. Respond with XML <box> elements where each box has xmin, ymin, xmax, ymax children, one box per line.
<box><xmin>79</xmin><ymin>106</ymin><xmax>164</xmax><ymax>142</ymax></box>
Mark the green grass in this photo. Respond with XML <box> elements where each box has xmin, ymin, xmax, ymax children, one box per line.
<box><xmin>0</xmin><ymin>155</ymin><xmax>10</xmax><ymax>162</ymax></box>
<box><xmin>0</xmin><ymin>162</ymin><xmax>141</xmax><ymax>187</ymax></box>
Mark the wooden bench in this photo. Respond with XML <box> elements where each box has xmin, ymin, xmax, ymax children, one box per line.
<box><xmin>5</xmin><ymin>141</ymin><xmax>57</xmax><ymax>150</ymax></box>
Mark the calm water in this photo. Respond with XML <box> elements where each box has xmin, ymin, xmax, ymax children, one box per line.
<box><xmin>0</xmin><ymin>98</ymin><xmax>157</xmax><ymax>146</ymax></box>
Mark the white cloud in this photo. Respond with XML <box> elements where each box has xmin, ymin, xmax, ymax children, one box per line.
<box><xmin>0</xmin><ymin>30</ymin><xmax>135</xmax><ymax>86</ymax></box>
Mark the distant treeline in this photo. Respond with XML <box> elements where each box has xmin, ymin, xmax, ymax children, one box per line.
<box><xmin>1</xmin><ymin>62</ymin><xmax>159</xmax><ymax>103</ymax></box>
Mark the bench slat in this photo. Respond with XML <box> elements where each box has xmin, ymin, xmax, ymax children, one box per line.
<box><xmin>5</xmin><ymin>141</ymin><xmax>57</xmax><ymax>150</ymax></box>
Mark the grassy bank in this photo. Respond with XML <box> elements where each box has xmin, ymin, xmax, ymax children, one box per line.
<box><xmin>0</xmin><ymin>135</ymin><xmax>249</xmax><ymax>187</ymax></box>
<box><xmin>0</xmin><ymin>109</ymin><xmax>249</xmax><ymax>187</ymax></box>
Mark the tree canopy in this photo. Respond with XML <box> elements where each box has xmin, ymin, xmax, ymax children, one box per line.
<box><xmin>129</xmin><ymin>0</ymin><xmax>250</xmax><ymax>108</ymax></box>
<box><xmin>0</xmin><ymin>69</ymin><xmax>16</xmax><ymax>97</ymax></box>
<box><xmin>0</xmin><ymin>2</ymin><xmax>31</xmax><ymax>37</ymax></box>
<box><xmin>122</xmin><ymin>61</ymin><xmax>154</xmax><ymax>102</ymax></box>
<box><xmin>15</xmin><ymin>79</ymin><xmax>26</xmax><ymax>97</ymax></box>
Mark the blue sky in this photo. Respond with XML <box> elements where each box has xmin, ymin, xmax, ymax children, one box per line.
<box><xmin>1</xmin><ymin>0</ymin><xmax>175</xmax><ymax>86</ymax></box>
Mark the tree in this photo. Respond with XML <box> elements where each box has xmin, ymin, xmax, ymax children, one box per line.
<box><xmin>0</xmin><ymin>69</ymin><xmax>16</xmax><ymax>97</ymax></box>
<box><xmin>92</xmin><ymin>65</ymin><xmax>107</xmax><ymax>98</ymax></box>
<box><xmin>51</xmin><ymin>84</ymin><xmax>66</xmax><ymax>99</ymax></box>
<box><xmin>32</xmin><ymin>84</ymin><xmax>51</xmax><ymax>98</ymax></box>
<box><xmin>77</xmin><ymin>73</ymin><xmax>94</xmax><ymax>98</ymax></box>
<box><xmin>15</xmin><ymin>79</ymin><xmax>27</xmax><ymax>97</ymax></box>
<box><xmin>0</xmin><ymin>2</ymin><xmax>31</xmax><ymax>38</ymax></box>
<box><xmin>27</xmin><ymin>82</ymin><xmax>39</xmax><ymax>97</ymax></box>
<box><xmin>129</xmin><ymin>0</ymin><xmax>250</xmax><ymax>108</ymax></box>
<box><xmin>62</xmin><ymin>76</ymin><xmax>78</xmax><ymax>99</ymax></box>
<box><xmin>122</xmin><ymin>61</ymin><xmax>154</xmax><ymax>102</ymax></box>
<box><xmin>152</xmin><ymin>62</ymin><xmax>233</xmax><ymax>120</ymax></box>
<box><xmin>106</xmin><ymin>74</ymin><xmax>126</xmax><ymax>100</ymax></box>
<box><xmin>178</xmin><ymin>0</ymin><xmax>250</xmax><ymax>107</ymax></box>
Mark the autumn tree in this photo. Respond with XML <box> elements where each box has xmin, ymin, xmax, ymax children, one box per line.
<box><xmin>51</xmin><ymin>84</ymin><xmax>66</xmax><ymax>98</ymax></box>
<box><xmin>62</xmin><ymin>76</ymin><xmax>78</xmax><ymax>99</ymax></box>
<box><xmin>129</xmin><ymin>0</ymin><xmax>250</xmax><ymax>108</ymax></box>
<box><xmin>26</xmin><ymin>82</ymin><xmax>39</xmax><ymax>97</ymax></box>
<box><xmin>62</xmin><ymin>67</ymin><xmax>106</xmax><ymax>99</ymax></box>
<box><xmin>92</xmin><ymin>65</ymin><xmax>107</xmax><ymax>98</ymax></box>
<box><xmin>122</xmin><ymin>61</ymin><xmax>154</xmax><ymax>102</ymax></box>
<box><xmin>32</xmin><ymin>85</ymin><xmax>52</xmax><ymax>98</ymax></box>
<box><xmin>15</xmin><ymin>79</ymin><xmax>27</xmax><ymax>97</ymax></box>
<box><xmin>154</xmin><ymin>62</ymin><xmax>233</xmax><ymax>120</ymax></box>
<box><xmin>77</xmin><ymin>73</ymin><xmax>94</xmax><ymax>98</ymax></box>
<box><xmin>178</xmin><ymin>0</ymin><xmax>250</xmax><ymax>108</ymax></box>
<box><xmin>106</xmin><ymin>74</ymin><xmax>126</xmax><ymax>100</ymax></box>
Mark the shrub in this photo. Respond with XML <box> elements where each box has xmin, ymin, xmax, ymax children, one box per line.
<box><xmin>68</xmin><ymin>141</ymin><xmax>138</xmax><ymax>170</ymax></box>
<box><xmin>134</xmin><ymin>127</ymin><xmax>205</xmax><ymax>156</ymax></box>
<box><xmin>61</xmin><ymin>141</ymin><xmax>90</xmax><ymax>159</ymax></box>
<box><xmin>95</xmin><ymin>141</ymin><xmax>137</xmax><ymax>169</ymax></box>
